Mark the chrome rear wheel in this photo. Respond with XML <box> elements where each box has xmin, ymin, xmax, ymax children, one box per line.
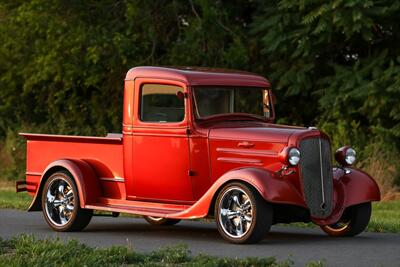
<box><xmin>143</xmin><ymin>216</ymin><xmax>181</xmax><ymax>226</ymax></box>
<box><xmin>45</xmin><ymin>177</ymin><xmax>75</xmax><ymax>226</ymax></box>
<box><xmin>41</xmin><ymin>171</ymin><xmax>92</xmax><ymax>231</ymax></box>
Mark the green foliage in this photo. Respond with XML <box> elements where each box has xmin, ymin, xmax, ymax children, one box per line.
<box><xmin>253</xmin><ymin>0</ymin><xmax>400</xmax><ymax>134</ymax></box>
<box><xmin>149</xmin><ymin>244</ymin><xmax>191</xmax><ymax>264</ymax></box>
<box><xmin>0</xmin><ymin>235</ymin><xmax>144</xmax><ymax>267</ymax></box>
<box><xmin>0</xmin><ymin>234</ymin><xmax>296</xmax><ymax>267</ymax></box>
<box><xmin>0</xmin><ymin>0</ymin><xmax>399</xmax><ymax>186</ymax></box>
<box><xmin>0</xmin><ymin>128</ymin><xmax>26</xmax><ymax>181</ymax></box>
<box><xmin>305</xmin><ymin>260</ymin><xmax>326</xmax><ymax>267</ymax></box>
<box><xmin>0</xmin><ymin>0</ymin><xmax>252</xmax><ymax>137</ymax></box>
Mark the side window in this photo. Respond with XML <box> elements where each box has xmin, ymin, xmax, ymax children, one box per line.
<box><xmin>140</xmin><ymin>84</ymin><xmax>185</xmax><ymax>123</ymax></box>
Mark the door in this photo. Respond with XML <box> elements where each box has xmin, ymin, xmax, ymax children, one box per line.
<box><xmin>129</xmin><ymin>79</ymin><xmax>193</xmax><ymax>203</ymax></box>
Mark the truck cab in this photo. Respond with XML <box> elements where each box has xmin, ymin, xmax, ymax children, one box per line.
<box><xmin>123</xmin><ymin>67</ymin><xmax>274</xmax><ymax>203</ymax></box>
<box><xmin>18</xmin><ymin>66</ymin><xmax>380</xmax><ymax>244</ymax></box>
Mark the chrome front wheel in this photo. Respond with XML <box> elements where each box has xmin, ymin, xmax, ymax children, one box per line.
<box><xmin>321</xmin><ymin>202</ymin><xmax>371</xmax><ymax>237</ymax></box>
<box><xmin>215</xmin><ymin>182</ymin><xmax>273</xmax><ymax>244</ymax></box>
<box><xmin>218</xmin><ymin>187</ymin><xmax>253</xmax><ymax>239</ymax></box>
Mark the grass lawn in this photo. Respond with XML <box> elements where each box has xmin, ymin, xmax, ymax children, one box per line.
<box><xmin>0</xmin><ymin>235</ymin><xmax>327</xmax><ymax>267</ymax></box>
<box><xmin>1</xmin><ymin>184</ymin><xmax>399</xmax><ymax>233</ymax></box>
<box><xmin>0</xmin><ymin>186</ymin><xmax>32</xmax><ymax>210</ymax></box>
<box><xmin>368</xmin><ymin>200</ymin><xmax>400</xmax><ymax>233</ymax></box>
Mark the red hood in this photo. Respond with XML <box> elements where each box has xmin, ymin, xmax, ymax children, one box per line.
<box><xmin>209</xmin><ymin>123</ymin><xmax>310</xmax><ymax>143</ymax></box>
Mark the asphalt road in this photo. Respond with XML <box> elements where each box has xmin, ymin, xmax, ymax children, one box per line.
<box><xmin>0</xmin><ymin>209</ymin><xmax>399</xmax><ymax>267</ymax></box>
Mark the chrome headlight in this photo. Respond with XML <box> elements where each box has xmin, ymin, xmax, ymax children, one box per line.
<box><xmin>279</xmin><ymin>147</ymin><xmax>301</xmax><ymax>166</ymax></box>
<box><xmin>335</xmin><ymin>146</ymin><xmax>356</xmax><ymax>166</ymax></box>
<box><xmin>345</xmin><ymin>147</ymin><xmax>356</xmax><ymax>165</ymax></box>
<box><xmin>288</xmin><ymin>148</ymin><xmax>301</xmax><ymax>165</ymax></box>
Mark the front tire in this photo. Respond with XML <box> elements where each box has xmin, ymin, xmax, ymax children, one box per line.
<box><xmin>41</xmin><ymin>171</ymin><xmax>93</xmax><ymax>231</ymax></box>
<box><xmin>321</xmin><ymin>202</ymin><xmax>371</xmax><ymax>237</ymax></box>
<box><xmin>143</xmin><ymin>216</ymin><xmax>181</xmax><ymax>226</ymax></box>
<box><xmin>215</xmin><ymin>182</ymin><xmax>273</xmax><ymax>244</ymax></box>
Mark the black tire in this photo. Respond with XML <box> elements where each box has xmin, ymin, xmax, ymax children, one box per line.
<box><xmin>214</xmin><ymin>182</ymin><xmax>273</xmax><ymax>244</ymax></box>
<box><xmin>143</xmin><ymin>216</ymin><xmax>181</xmax><ymax>226</ymax></box>
<box><xmin>41</xmin><ymin>171</ymin><xmax>93</xmax><ymax>231</ymax></box>
<box><xmin>320</xmin><ymin>202</ymin><xmax>372</xmax><ymax>237</ymax></box>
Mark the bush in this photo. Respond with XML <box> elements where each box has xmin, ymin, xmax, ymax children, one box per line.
<box><xmin>358</xmin><ymin>142</ymin><xmax>400</xmax><ymax>195</ymax></box>
<box><xmin>0</xmin><ymin>129</ymin><xmax>26</xmax><ymax>181</ymax></box>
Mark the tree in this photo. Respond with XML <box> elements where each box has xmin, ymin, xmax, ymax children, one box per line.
<box><xmin>252</xmin><ymin>0</ymin><xmax>400</xmax><ymax>149</ymax></box>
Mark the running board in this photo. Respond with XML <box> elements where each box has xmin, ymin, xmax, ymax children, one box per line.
<box><xmin>85</xmin><ymin>198</ymin><xmax>191</xmax><ymax>218</ymax></box>
<box><xmin>85</xmin><ymin>204</ymin><xmax>188</xmax><ymax>218</ymax></box>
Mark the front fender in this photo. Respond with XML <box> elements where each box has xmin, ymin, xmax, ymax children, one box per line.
<box><xmin>168</xmin><ymin>167</ymin><xmax>305</xmax><ymax>219</ymax></box>
<box><xmin>27</xmin><ymin>159</ymin><xmax>101</xmax><ymax>211</ymax></box>
<box><xmin>230</xmin><ymin>167</ymin><xmax>305</xmax><ymax>206</ymax></box>
<box><xmin>337</xmin><ymin>167</ymin><xmax>381</xmax><ymax>207</ymax></box>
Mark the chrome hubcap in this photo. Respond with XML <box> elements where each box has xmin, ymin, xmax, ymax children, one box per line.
<box><xmin>219</xmin><ymin>187</ymin><xmax>253</xmax><ymax>238</ymax></box>
<box><xmin>326</xmin><ymin>209</ymin><xmax>352</xmax><ymax>232</ymax></box>
<box><xmin>327</xmin><ymin>219</ymin><xmax>351</xmax><ymax>232</ymax></box>
<box><xmin>147</xmin><ymin>216</ymin><xmax>164</xmax><ymax>221</ymax></box>
<box><xmin>45</xmin><ymin>177</ymin><xmax>75</xmax><ymax>226</ymax></box>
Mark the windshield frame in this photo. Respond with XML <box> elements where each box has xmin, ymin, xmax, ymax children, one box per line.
<box><xmin>191</xmin><ymin>85</ymin><xmax>274</xmax><ymax>122</ymax></box>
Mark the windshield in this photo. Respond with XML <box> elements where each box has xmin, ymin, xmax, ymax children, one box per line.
<box><xmin>193</xmin><ymin>86</ymin><xmax>271</xmax><ymax>119</ymax></box>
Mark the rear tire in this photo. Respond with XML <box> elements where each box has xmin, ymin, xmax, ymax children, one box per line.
<box><xmin>143</xmin><ymin>216</ymin><xmax>181</xmax><ymax>226</ymax></box>
<box><xmin>320</xmin><ymin>202</ymin><xmax>371</xmax><ymax>237</ymax></box>
<box><xmin>215</xmin><ymin>182</ymin><xmax>273</xmax><ymax>244</ymax></box>
<box><xmin>41</xmin><ymin>171</ymin><xmax>93</xmax><ymax>231</ymax></box>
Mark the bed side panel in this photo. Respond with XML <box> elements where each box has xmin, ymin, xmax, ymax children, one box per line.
<box><xmin>25</xmin><ymin>138</ymin><xmax>124</xmax><ymax>199</ymax></box>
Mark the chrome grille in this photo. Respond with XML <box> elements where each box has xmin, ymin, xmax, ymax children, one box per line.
<box><xmin>299</xmin><ymin>137</ymin><xmax>333</xmax><ymax>218</ymax></box>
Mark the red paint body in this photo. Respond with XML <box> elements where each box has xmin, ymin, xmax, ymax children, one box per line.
<box><xmin>19</xmin><ymin>66</ymin><xmax>380</xmax><ymax>226</ymax></box>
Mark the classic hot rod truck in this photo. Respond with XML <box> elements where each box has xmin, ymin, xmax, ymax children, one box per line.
<box><xmin>17</xmin><ymin>66</ymin><xmax>380</xmax><ymax>244</ymax></box>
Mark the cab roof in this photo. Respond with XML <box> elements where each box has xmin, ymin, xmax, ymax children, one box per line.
<box><xmin>125</xmin><ymin>66</ymin><xmax>270</xmax><ymax>88</ymax></box>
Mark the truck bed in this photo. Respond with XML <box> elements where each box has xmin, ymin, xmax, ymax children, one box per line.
<box><xmin>20</xmin><ymin>133</ymin><xmax>124</xmax><ymax>199</ymax></box>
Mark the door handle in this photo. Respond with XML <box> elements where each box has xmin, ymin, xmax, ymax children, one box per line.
<box><xmin>237</xmin><ymin>141</ymin><xmax>254</xmax><ymax>148</ymax></box>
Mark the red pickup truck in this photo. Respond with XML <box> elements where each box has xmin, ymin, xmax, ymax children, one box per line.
<box><xmin>17</xmin><ymin>66</ymin><xmax>380</xmax><ymax>244</ymax></box>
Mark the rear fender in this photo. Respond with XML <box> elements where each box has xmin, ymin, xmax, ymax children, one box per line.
<box><xmin>27</xmin><ymin>159</ymin><xmax>101</xmax><ymax>211</ymax></box>
<box><xmin>168</xmin><ymin>167</ymin><xmax>305</xmax><ymax>219</ymax></box>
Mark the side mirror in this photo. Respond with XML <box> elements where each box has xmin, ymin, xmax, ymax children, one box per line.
<box><xmin>176</xmin><ymin>91</ymin><xmax>186</xmax><ymax>101</ymax></box>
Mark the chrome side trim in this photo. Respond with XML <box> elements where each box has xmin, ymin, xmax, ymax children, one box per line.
<box><xmin>99</xmin><ymin>177</ymin><xmax>125</xmax><ymax>183</ymax></box>
<box><xmin>217</xmin><ymin>157</ymin><xmax>263</xmax><ymax>166</ymax></box>
<box><xmin>216</xmin><ymin>147</ymin><xmax>278</xmax><ymax>157</ymax></box>
<box><xmin>26</xmin><ymin>172</ymin><xmax>42</xmax><ymax>176</ymax></box>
